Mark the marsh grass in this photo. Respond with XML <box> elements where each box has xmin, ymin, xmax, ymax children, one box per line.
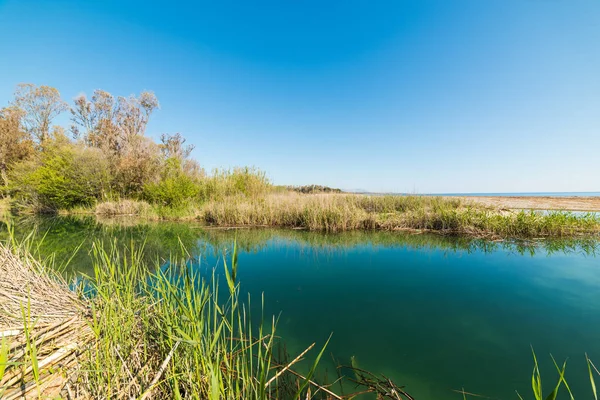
<box><xmin>200</xmin><ymin>193</ymin><xmax>600</xmax><ymax>238</ymax></box>
<box><xmin>90</xmin><ymin>199</ymin><xmax>198</xmax><ymax>220</ymax></box>
<box><xmin>93</xmin><ymin>199</ymin><xmax>154</xmax><ymax>217</ymax></box>
<box><xmin>54</xmin><ymin>192</ymin><xmax>600</xmax><ymax>238</ymax></box>
<box><xmin>0</xmin><ymin>232</ymin><xmax>417</xmax><ymax>399</ymax></box>
<box><xmin>77</xmin><ymin>240</ymin><xmax>341</xmax><ymax>399</ymax></box>
<box><xmin>0</xmin><ymin>198</ymin><xmax>9</xmax><ymax>215</ymax></box>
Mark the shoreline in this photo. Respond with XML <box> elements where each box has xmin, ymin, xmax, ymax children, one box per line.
<box><xmin>5</xmin><ymin>193</ymin><xmax>600</xmax><ymax>239</ymax></box>
<box><xmin>453</xmin><ymin>195</ymin><xmax>600</xmax><ymax>212</ymax></box>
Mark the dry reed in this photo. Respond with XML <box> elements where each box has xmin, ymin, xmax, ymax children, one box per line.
<box><xmin>0</xmin><ymin>245</ymin><xmax>93</xmax><ymax>399</ymax></box>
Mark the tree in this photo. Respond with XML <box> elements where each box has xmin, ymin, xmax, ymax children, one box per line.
<box><xmin>70</xmin><ymin>89</ymin><xmax>159</xmax><ymax>154</ymax></box>
<box><xmin>160</xmin><ymin>133</ymin><xmax>194</xmax><ymax>161</ymax></box>
<box><xmin>113</xmin><ymin>135</ymin><xmax>161</xmax><ymax>196</ymax></box>
<box><xmin>159</xmin><ymin>132</ymin><xmax>202</xmax><ymax>177</ymax></box>
<box><xmin>70</xmin><ymin>89</ymin><xmax>162</xmax><ymax>196</ymax></box>
<box><xmin>116</xmin><ymin>91</ymin><xmax>159</xmax><ymax>141</ymax></box>
<box><xmin>0</xmin><ymin>107</ymin><xmax>34</xmax><ymax>190</ymax></box>
<box><xmin>70</xmin><ymin>89</ymin><xmax>118</xmax><ymax>150</ymax></box>
<box><xmin>9</xmin><ymin>132</ymin><xmax>111</xmax><ymax>210</ymax></box>
<box><xmin>12</xmin><ymin>83</ymin><xmax>68</xmax><ymax>144</ymax></box>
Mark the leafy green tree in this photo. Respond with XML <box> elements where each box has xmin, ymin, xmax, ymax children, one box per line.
<box><xmin>10</xmin><ymin>132</ymin><xmax>111</xmax><ymax>210</ymax></box>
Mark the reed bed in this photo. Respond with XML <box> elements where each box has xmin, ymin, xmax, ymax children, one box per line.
<box><xmin>0</xmin><ymin>244</ymin><xmax>93</xmax><ymax>399</ymax></box>
<box><xmin>0</xmin><ymin>237</ymin><xmax>415</xmax><ymax>399</ymax></box>
<box><xmin>200</xmin><ymin>193</ymin><xmax>600</xmax><ymax>238</ymax></box>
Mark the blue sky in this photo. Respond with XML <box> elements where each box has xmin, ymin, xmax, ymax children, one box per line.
<box><xmin>0</xmin><ymin>0</ymin><xmax>599</xmax><ymax>193</ymax></box>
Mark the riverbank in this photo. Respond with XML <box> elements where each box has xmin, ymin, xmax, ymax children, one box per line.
<box><xmin>32</xmin><ymin>193</ymin><xmax>600</xmax><ymax>239</ymax></box>
<box><xmin>198</xmin><ymin>193</ymin><xmax>600</xmax><ymax>238</ymax></box>
<box><xmin>456</xmin><ymin>195</ymin><xmax>600</xmax><ymax>212</ymax></box>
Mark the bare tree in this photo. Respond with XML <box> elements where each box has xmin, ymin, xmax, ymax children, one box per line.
<box><xmin>12</xmin><ymin>83</ymin><xmax>68</xmax><ymax>144</ymax></box>
<box><xmin>115</xmin><ymin>91</ymin><xmax>159</xmax><ymax>141</ymax></box>
<box><xmin>71</xmin><ymin>90</ymin><xmax>119</xmax><ymax>150</ymax></box>
<box><xmin>71</xmin><ymin>89</ymin><xmax>159</xmax><ymax>154</ymax></box>
<box><xmin>159</xmin><ymin>132</ymin><xmax>203</xmax><ymax>177</ymax></box>
<box><xmin>0</xmin><ymin>107</ymin><xmax>34</xmax><ymax>188</ymax></box>
<box><xmin>160</xmin><ymin>133</ymin><xmax>194</xmax><ymax>160</ymax></box>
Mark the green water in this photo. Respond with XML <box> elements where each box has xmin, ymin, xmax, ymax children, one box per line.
<box><xmin>2</xmin><ymin>215</ymin><xmax>600</xmax><ymax>399</ymax></box>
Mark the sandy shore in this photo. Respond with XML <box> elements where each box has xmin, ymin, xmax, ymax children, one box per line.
<box><xmin>455</xmin><ymin>196</ymin><xmax>600</xmax><ymax>212</ymax></box>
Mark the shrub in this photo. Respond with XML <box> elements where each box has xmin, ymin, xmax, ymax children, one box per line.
<box><xmin>143</xmin><ymin>158</ymin><xmax>200</xmax><ymax>208</ymax></box>
<box><xmin>9</xmin><ymin>134</ymin><xmax>111</xmax><ymax>211</ymax></box>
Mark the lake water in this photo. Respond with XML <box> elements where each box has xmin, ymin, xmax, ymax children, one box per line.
<box><xmin>2</xmin><ymin>216</ymin><xmax>600</xmax><ymax>399</ymax></box>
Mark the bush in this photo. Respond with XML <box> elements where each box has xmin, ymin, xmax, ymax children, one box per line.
<box><xmin>143</xmin><ymin>158</ymin><xmax>200</xmax><ymax>208</ymax></box>
<box><xmin>9</xmin><ymin>134</ymin><xmax>111</xmax><ymax>211</ymax></box>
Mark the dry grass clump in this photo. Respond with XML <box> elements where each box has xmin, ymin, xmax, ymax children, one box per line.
<box><xmin>0</xmin><ymin>244</ymin><xmax>93</xmax><ymax>399</ymax></box>
<box><xmin>95</xmin><ymin>199</ymin><xmax>153</xmax><ymax>217</ymax></box>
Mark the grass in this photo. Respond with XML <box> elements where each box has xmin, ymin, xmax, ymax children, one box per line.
<box><xmin>93</xmin><ymin>199</ymin><xmax>154</xmax><ymax>217</ymax></box>
<box><xmin>77</xmin><ymin>241</ymin><xmax>334</xmax><ymax>399</ymax></box>
<box><xmin>23</xmin><ymin>190</ymin><xmax>600</xmax><ymax>239</ymax></box>
<box><xmin>0</xmin><ymin>197</ymin><xmax>10</xmax><ymax>215</ymax></box>
<box><xmin>0</xmin><ymin>234</ymin><xmax>414</xmax><ymax>399</ymax></box>
<box><xmin>65</xmin><ymin>199</ymin><xmax>199</xmax><ymax>221</ymax></box>
<box><xmin>199</xmin><ymin>193</ymin><xmax>600</xmax><ymax>238</ymax></box>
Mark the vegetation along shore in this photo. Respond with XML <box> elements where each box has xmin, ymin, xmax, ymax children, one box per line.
<box><xmin>2</xmin><ymin>228</ymin><xmax>599</xmax><ymax>399</ymax></box>
<box><xmin>1</xmin><ymin>83</ymin><xmax>599</xmax><ymax>239</ymax></box>
<box><xmin>0</xmin><ymin>236</ymin><xmax>422</xmax><ymax>399</ymax></box>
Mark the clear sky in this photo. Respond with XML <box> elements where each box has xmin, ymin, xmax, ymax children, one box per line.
<box><xmin>0</xmin><ymin>0</ymin><xmax>598</xmax><ymax>193</ymax></box>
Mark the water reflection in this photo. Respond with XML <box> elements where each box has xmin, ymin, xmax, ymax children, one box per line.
<box><xmin>1</xmin><ymin>215</ymin><xmax>598</xmax><ymax>274</ymax></box>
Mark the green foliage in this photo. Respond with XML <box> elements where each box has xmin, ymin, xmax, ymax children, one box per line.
<box><xmin>10</xmin><ymin>134</ymin><xmax>111</xmax><ymax>211</ymax></box>
<box><xmin>143</xmin><ymin>157</ymin><xmax>200</xmax><ymax>208</ymax></box>
<box><xmin>200</xmin><ymin>167</ymin><xmax>270</xmax><ymax>201</ymax></box>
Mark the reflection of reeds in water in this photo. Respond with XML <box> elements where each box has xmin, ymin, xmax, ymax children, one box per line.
<box><xmin>1</xmin><ymin>215</ymin><xmax>599</xmax><ymax>276</ymax></box>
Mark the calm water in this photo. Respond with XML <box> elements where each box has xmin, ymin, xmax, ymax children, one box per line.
<box><xmin>2</xmin><ymin>216</ymin><xmax>600</xmax><ymax>399</ymax></box>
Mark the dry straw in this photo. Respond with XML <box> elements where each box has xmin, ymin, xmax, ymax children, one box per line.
<box><xmin>0</xmin><ymin>245</ymin><xmax>93</xmax><ymax>399</ymax></box>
